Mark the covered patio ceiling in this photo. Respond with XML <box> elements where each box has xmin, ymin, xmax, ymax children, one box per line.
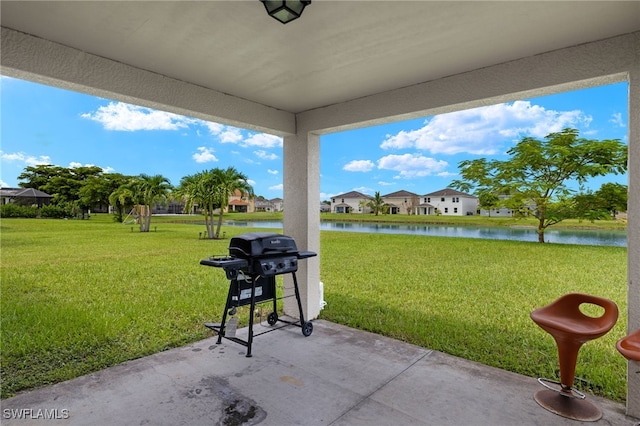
<box><xmin>1</xmin><ymin>1</ymin><xmax>638</xmax><ymax>117</ymax></box>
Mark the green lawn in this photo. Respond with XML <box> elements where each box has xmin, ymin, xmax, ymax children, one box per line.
<box><xmin>0</xmin><ymin>214</ymin><xmax>628</xmax><ymax>402</ymax></box>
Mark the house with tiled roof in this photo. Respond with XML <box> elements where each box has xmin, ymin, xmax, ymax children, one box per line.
<box><xmin>331</xmin><ymin>191</ymin><xmax>373</xmax><ymax>214</ymax></box>
<box><xmin>227</xmin><ymin>189</ymin><xmax>254</xmax><ymax>213</ymax></box>
<box><xmin>416</xmin><ymin>188</ymin><xmax>478</xmax><ymax>216</ymax></box>
<box><xmin>0</xmin><ymin>187</ymin><xmax>53</xmax><ymax>207</ymax></box>
<box><xmin>381</xmin><ymin>190</ymin><xmax>420</xmax><ymax>215</ymax></box>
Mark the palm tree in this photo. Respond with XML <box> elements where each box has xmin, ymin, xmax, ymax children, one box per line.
<box><xmin>133</xmin><ymin>174</ymin><xmax>172</xmax><ymax>232</ymax></box>
<box><xmin>176</xmin><ymin>171</ymin><xmax>221</xmax><ymax>239</ymax></box>
<box><xmin>177</xmin><ymin>167</ymin><xmax>253</xmax><ymax>239</ymax></box>
<box><xmin>108</xmin><ymin>184</ymin><xmax>136</xmax><ymax>223</ymax></box>
<box><xmin>366</xmin><ymin>191</ymin><xmax>388</xmax><ymax>216</ymax></box>
<box><xmin>211</xmin><ymin>167</ymin><xmax>253</xmax><ymax>238</ymax></box>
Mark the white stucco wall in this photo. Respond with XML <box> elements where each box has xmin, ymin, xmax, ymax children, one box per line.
<box><xmin>626</xmin><ymin>60</ymin><xmax>640</xmax><ymax>418</ymax></box>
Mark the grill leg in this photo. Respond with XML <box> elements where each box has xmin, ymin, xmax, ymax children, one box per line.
<box><xmin>245</xmin><ymin>274</ymin><xmax>259</xmax><ymax>357</ymax></box>
<box><xmin>217</xmin><ymin>281</ymin><xmax>235</xmax><ymax>344</ymax></box>
<box><xmin>292</xmin><ymin>272</ymin><xmax>306</xmax><ymax>325</ymax></box>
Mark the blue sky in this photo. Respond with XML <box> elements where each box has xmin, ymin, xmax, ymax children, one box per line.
<box><xmin>1</xmin><ymin>76</ymin><xmax>629</xmax><ymax>201</ymax></box>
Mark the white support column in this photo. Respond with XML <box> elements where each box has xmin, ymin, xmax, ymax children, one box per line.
<box><xmin>626</xmin><ymin>65</ymin><xmax>640</xmax><ymax>419</ymax></box>
<box><xmin>282</xmin><ymin>132</ymin><xmax>321</xmax><ymax>321</ymax></box>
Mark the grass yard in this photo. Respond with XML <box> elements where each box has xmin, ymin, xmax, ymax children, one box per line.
<box><xmin>0</xmin><ymin>215</ymin><xmax>628</xmax><ymax>402</ymax></box>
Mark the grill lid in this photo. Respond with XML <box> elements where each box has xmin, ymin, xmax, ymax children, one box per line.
<box><xmin>229</xmin><ymin>232</ymin><xmax>298</xmax><ymax>258</ymax></box>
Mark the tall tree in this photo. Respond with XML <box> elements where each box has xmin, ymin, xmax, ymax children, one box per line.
<box><xmin>477</xmin><ymin>192</ymin><xmax>501</xmax><ymax>217</ymax></box>
<box><xmin>132</xmin><ymin>174</ymin><xmax>173</xmax><ymax>232</ymax></box>
<box><xmin>176</xmin><ymin>171</ymin><xmax>221</xmax><ymax>239</ymax></box>
<box><xmin>18</xmin><ymin>164</ymin><xmax>104</xmax><ymax>218</ymax></box>
<box><xmin>595</xmin><ymin>182</ymin><xmax>628</xmax><ymax>219</ymax></box>
<box><xmin>79</xmin><ymin>173</ymin><xmax>130</xmax><ymax>215</ymax></box>
<box><xmin>108</xmin><ymin>178</ymin><xmax>137</xmax><ymax>223</ymax></box>
<box><xmin>210</xmin><ymin>167</ymin><xmax>253</xmax><ymax>238</ymax></box>
<box><xmin>366</xmin><ymin>191</ymin><xmax>388</xmax><ymax>216</ymax></box>
<box><xmin>176</xmin><ymin>167</ymin><xmax>253</xmax><ymax>239</ymax></box>
<box><xmin>450</xmin><ymin>128</ymin><xmax>627</xmax><ymax>243</ymax></box>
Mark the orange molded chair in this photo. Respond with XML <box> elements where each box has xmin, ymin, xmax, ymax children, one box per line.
<box><xmin>616</xmin><ymin>328</ymin><xmax>640</xmax><ymax>362</ymax></box>
<box><xmin>530</xmin><ymin>293</ymin><xmax>619</xmax><ymax>422</ymax></box>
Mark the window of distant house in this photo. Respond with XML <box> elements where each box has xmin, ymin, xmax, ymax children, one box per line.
<box><xmin>342</xmin><ymin>199</ymin><xmax>344</xmax><ymax>203</ymax></box>
<box><xmin>441</xmin><ymin>197</ymin><xmax>445</xmax><ymax>202</ymax></box>
<box><xmin>444</xmin><ymin>208</ymin><xmax>448</xmax><ymax>213</ymax></box>
<box><xmin>454</xmin><ymin>208</ymin><xmax>458</xmax><ymax>213</ymax></box>
<box><xmin>426</xmin><ymin>197</ymin><xmax>430</xmax><ymax>203</ymax></box>
<box><xmin>453</xmin><ymin>197</ymin><xmax>459</xmax><ymax>203</ymax></box>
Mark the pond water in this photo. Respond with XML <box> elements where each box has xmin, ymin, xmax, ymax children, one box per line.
<box><xmin>222</xmin><ymin>220</ymin><xmax>627</xmax><ymax>247</ymax></box>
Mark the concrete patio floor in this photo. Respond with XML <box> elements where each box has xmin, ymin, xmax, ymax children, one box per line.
<box><xmin>1</xmin><ymin>320</ymin><xmax>637</xmax><ymax>426</ymax></box>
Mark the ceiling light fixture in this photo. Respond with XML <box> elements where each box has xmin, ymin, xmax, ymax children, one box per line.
<box><xmin>260</xmin><ymin>0</ymin><xmax>311</xmax><ymax>24</ymax></box>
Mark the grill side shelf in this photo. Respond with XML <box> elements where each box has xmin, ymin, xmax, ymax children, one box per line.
<box><xmin>200</xmin><ymin>257</ymin><xmax>249</xmax><ymax>269</ymax></box>
<box><xmin>297</xmin><ymin>251</ymin><xmax>317</xmax><ymax>259</ymax></box>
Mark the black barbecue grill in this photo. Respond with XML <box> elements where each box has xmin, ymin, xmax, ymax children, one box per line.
<box><xmin>200</xmin><ymin>232</ymin><xmax>316</xmax><ymax>357</ymax></box>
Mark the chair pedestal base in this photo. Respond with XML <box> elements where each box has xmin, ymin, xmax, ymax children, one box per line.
<box><xmin>534</xmin><ymin>389</ymin><xmax>602</xmax><ymax>422</ymax></box>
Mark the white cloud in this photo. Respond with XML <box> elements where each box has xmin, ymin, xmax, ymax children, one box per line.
<box><xmin>320</xmin><ymin>192</ymin><xmax>338</xmax><ymax>201</ymax></box>
<box><xmin>378</xmin><ymin>181</ymin><xmax>395</xmax><ymax>186</ymax></box>
<box><xmin>343</xmin><ymin>159</ymin><xmax>375</xmax><ymax>172</ymax></box>
<box><xmin>1</xmin><ymin>151</ymin><xmax>52</xmax><ymax>166</ymax></box>
<box><xmin>0</xmin><ymin>179</ymin><xmax>9</xmax><ymax>187</ymax></box>
<box><xmin>352</xmin><ymin>186</ymin><xmax>374</xmax><ymax>195</ymax></box>
<box><xmin>381</xmin><ymin>101</ymin><xmax>591</xmax><ymax>155</ymax></box>
<box><xmin>243</xmin><ymin>133</ymin><xmax>283</xmax><ymax>148</ymax></box>
<box><xmin>267</xmin><ymin>169</ymin><xmax>279</xmax><ymax>175</ymax></box>
<box><xmin>609</xmin><ymin>112</ymin><xmax>626</xmax><ymax>128</ymax></box>
<box><xmin>68</xmin><ymin>162</ymin><xmax>114</xmax><ymax>173</ymax></box>
<box><xmin>204</xmin><ymin>122</ymin><xmax>225</xmax><ymax>135</ymax></box>
<box><xmin>377</xmin><ymin>153</ymin><xmax>449</xmax><ymax>179</ymax></box>
<box><xmin>254</xmin><ymin>150</ymin><xmax>279</xmax><ymax>160</ymax></box>
<box><xmin>81</xmin><ymin>102</ymin><xmax>197</xmax><ymax>131</ymax></box>
<box><xmin>219</xmin><ymin>128</ymin><xmax>244</xmax><ymax>143</ymax></box>
<box><xmin>247</xmin><ymin>179</ymin><xmax>256</xmax><ymax>186</ymax></box>
<box><xmin>192</xmin><ymin>147</ymin><xmax>218</xmax><ymax>163</ymax></box>
<box><xmin>269</xmin><ymin>183</ymin><xmax>284</xmax><ymax>190</ymax></box>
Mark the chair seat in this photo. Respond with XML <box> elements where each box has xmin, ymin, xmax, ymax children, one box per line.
<box><xmin>530</xmin><ymin>314</ymin><xmax>615</xmax><ymax>339</ymax></box>
<box><xmin>530</xmin><ymin>293</ymin><xmax>619</xmax><ymax>342</ymax></box>
<box><xmin>616</xmin><ymin>328</ymin><xmax>640</xmax><ymax>361</ymax></box>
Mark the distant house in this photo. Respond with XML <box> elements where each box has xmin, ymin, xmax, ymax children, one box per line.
<box><xmin>254</xmin><ymin>197</ymin><xmax>271</xmax><ymax>212</ymax></box>
<box><xmin>270</xmin><ymin>198</ymin><xmax>284</xmax><ymax>212</ymax></box>
<box><xmin>479</xmin><ymin>194</ymin><xmax>513</xmax><ymax>217</ymax></box>
<box><xmin>381</xmin><ymin>190</ymin><xmax>420</xmax><ymax>215</ymax></box>
<box><xmin>331</xmin><ymin>191</ymin><xmax>372</xmax><ymax>214</ymax></box>
<box><xmin>0</xmin><ymin>187</ymin><xmax>53</xmax><ymax>207</ymax></box>
<box><xmin>254</xmin><ymin>197</ymin><xmax>284</xmax><ymax>212</ymax></box>
<box><xmin>416</xmin><ymin>188</ymin><xmax>478</xmax><ymax>216</ymax></box>
<box><xmin>320</xmin><ymin>202</ymin><xmax>331</xmax><ymax>212</ymax></box>
<box><xmin>227</xmin><ymin>189</ymin><xmax>254</xmax><ymax>213</ymax></box>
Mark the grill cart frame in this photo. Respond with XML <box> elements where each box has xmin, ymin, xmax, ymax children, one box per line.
<box><xmin>200</xmin><ymin>232</ymin><xmax>316</xmax><ymax>357</ymax></box>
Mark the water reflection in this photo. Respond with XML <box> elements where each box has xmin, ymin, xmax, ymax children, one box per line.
<box><xmin>222</xmin><ymin>220</ymin><xmax>626</xmax><ymax>247</ymax></box>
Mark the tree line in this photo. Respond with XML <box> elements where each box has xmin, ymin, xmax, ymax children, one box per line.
<box><xmin>7</xmin><ymin>128</ymin><xmax>628</xmax><ymax>243</ymax></box>
<box><xmin>10</xmin><ymin>165</ymin><xmax>253</xmax><ymax>238</ymax></box>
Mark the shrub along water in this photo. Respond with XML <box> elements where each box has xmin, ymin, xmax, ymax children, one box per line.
<box><xmin>0</xmin><ymin>215</ymin><xmax>628</xmax><ymax>401</ymax></box>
